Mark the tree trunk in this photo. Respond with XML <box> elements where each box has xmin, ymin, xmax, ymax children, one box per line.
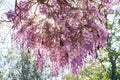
<box><xmin>109</xmin><ymin>54</ymin><xmax>117</xmax><ymax>80</ymax></box>
<box><xmin>111</xmin><ymin>60</ymin><xmax>116</xmax><ymax>80</ymax></box>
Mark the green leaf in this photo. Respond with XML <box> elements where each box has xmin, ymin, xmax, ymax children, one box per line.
<box><xmin>106</xmin><ymin>24</ymin><xmax>112</xmax><ymax>29</ymax></box>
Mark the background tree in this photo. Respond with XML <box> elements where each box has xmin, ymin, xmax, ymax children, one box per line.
<box><xmin>97</xmin><ymin>9</ymin><xmax>120</xmax><ymax>80</ymax></box>
<box><xmin>0</xmin><ymin>46</ymin><xmax>54</xmax><ymax>80</ymax></box>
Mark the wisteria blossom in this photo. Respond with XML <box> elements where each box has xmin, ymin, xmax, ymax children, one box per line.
<box><xmin>5</xmin><ymin>0</ymin><xmax>113</xmax><ymax>76</ymax></box>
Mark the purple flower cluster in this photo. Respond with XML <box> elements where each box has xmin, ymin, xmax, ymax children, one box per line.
<box><xmin>6</xmin><ymin>0</ymin><xmax>112</xmax><ymax>76</ymax></box>
<box><xmin>5</xmin><ymin>10</ymin><xmax>16</xmax><ymax>21</ymax></box>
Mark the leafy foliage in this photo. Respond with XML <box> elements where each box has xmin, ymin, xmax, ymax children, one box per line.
<box><xmin>64</xmin><ymin>59</ymin><xmax>109</xmax><ymax>80</ymax></box>
<box><xmin>97</xmin><ymin>7</ymin><xmax>120</xmax><ymax>80</ymax></box>
<box><xmin>4</xmin><ymin>49</ymin><xmax>43</xmax><ymax>80</ymax></box>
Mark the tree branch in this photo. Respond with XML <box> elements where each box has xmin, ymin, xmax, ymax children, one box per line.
<box><xmin>0</xmin><ymin>20</ymin><xmax>11</xmax><ymax>23</ymax></box>
<box><xmin>115</xmin><ymin>53</ymin><xmax>120</xmax><ymax>61</ymax></box>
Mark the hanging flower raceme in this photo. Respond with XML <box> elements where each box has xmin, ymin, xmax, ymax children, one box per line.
<box><xmin>6</xmin><ymin>0</ymin><xmax>110</xmax><ymax>76</ymax></box>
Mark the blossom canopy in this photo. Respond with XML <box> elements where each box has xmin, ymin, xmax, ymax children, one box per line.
<box><xmin>6</xmin><ymin>0</ymin><xmax>111</xmax><ymax>76</ymax></box>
